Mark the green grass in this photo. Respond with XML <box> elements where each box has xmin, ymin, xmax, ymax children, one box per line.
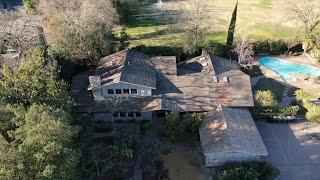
<box><xmin>254</xmin><ymin>78</ymin><xmax>285</xmax><ymax>101</ymax></box>
<box><xmin>124</xmin><ymin>0</ymin><xmax>299</xmax><ymax>49</ymax></box>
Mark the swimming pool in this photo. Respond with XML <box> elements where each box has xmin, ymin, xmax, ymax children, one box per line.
<box><xmin>258</xmin><ymin>56</ymin><xmax>320</xmax><ymax>82</ymax></box>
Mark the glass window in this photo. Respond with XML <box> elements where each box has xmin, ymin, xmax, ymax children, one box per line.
<box><xmin>112</xmin><ymin>112</ymin><xmax>119</xmax><ymax>117</ymax></box>
<box><xmin>116</xmin><ymin>89</ymin><xmax>122</xmax><ymax>94</ymax></box>
<box><xmin>107</xmin><ymin>89</ymin><xmax>114</xmax><ymax>94</ymax></box>
<box><xmin>120</xmin><ymin>112</ymin><xmax>126</xmax><ymax>117</ymax></box>
<box><xmin>123</xmin><ymin>89</ymin><xmax>130</xmax><ymax>94</ymax></box>
<box><xmin>128</xmin><ymin>112</ymin><xmax>134</xmax><ymax>117</ymax></box>
<box><xmin>135</xmin><ymin>112</ymin><xmax>141</xmax><ymax>117</ymax></box>
<box><xmin>131</xmin><ymin>89</ymin><xmax>137</xmax><ymax>94</ymax></box>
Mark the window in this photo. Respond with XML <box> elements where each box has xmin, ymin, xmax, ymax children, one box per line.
<box><xmin>128</xmin><ymin>112</ymin><xmax>134</xmax><ymax>117</ymax></box>
<box><xmin>131</xmin><ymin>89</ymin><xmax>137</xmax><ymax>94</ymax></box>
<box><xmin>107</xmin><ymin>89</ymin><xmax>114</xmax><ymax>94</ymax></box>
<box><xmin>112</xmin><ymin>112</ymin><xmax>119</xmax><ymax>117</ymax></box>
<box><xmin>123</xmin><ymin>89</ymin><xmax>130</xmax><ymax>94</ymax></box>
<box><xmin>116</xmin><ymin>89</ymin><xmax>122</xmax><ymax>94</ymax></box>
<box><xmin>120</xmin><ymin>112</ymin><xmax>126</xmax><ymax>117</ymax></box>
<box><xmin>135</xmin><ymin>112</ymin><xmax>141</xmax><ymax>117</ymax></box>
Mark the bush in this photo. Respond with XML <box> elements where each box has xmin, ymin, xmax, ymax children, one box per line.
<box><xmin>219</xmin><ymin>161</ymin><xmax>279</xmax><ymax>180</ymax></box>
<box><xmin>296</xmin><ymin>90</ymin><xmax>320</xmax><ymax>123</ymax></box>
<box><xmin>253</xmin><ymin>40</ymin><xmax>301</xmax><ymax>55</ymax></box>
<box><xmin>254</xmin><ymin>90</ymin><xmax>277</xmax><ymax>107</ymax></box>
<box><xmin>204</xmin><ymin>41</ymin><xmax>229</xmax><ymax>57</ymax></box>
<box><xmin>277</xmin><ymin>106</ymin><xmax>300</xmax><ymax>116</ymax></box>
<box><xmin>161</xmin><ymin>112</ymin><xmax>204</xmax><ymax>142</ymax></box>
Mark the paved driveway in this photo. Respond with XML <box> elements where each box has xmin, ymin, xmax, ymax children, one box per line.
<box><xmin>256</xmin><ymin>120</ymin><xmax>320</xmax><ymax>180</ymax></box>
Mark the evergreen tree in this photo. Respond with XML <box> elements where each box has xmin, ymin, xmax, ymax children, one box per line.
<box><xmin>0</xmin><ymin>47</ymin><xmax>75</xmax><ymax>111</ymax></box>
<box><xmin>226</xmin><ymin>1</ymin><xmax>238</xmax><ymax>47</ymax></box>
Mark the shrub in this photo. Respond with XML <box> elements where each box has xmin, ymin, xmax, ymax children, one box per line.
<box><xmin>254</xmin><ymin>90</ymin><xmax>277</xmax><ymax>107</ymax></box>
<box><xmin>277</xmin><ymin>106</ymin><xmax>300</xmax><ymax>116</ymax></box>
<box><xmin>253</xmin><ymin>40</ymin><xmax>301</xmax><ymax>55</ymax></box>
<box><xmin>161</xmin><ymin>112</ymin><xmax>204</xmax><ymax>142</ymax></box>
<box><xmin>204</xmin><ymin>41</ymin><xmax>229</xmax><ymax>57</ymax></box>
<box><xmin>219</xmin><ymin>161</ymin><xmax>279</xmax><ymax>180</ymax></box>
<box><xmin>295</xmin><ymin>90</ymin><xmax>320</xmax><ymax>123</ymax></box>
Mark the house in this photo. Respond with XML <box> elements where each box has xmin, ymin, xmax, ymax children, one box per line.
<box><xmin>72</xmin><ymin>49</ymin><xmax>267</xmax><ymax>166</ymax></box>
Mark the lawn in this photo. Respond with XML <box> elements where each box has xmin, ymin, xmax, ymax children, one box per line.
<box><xmin>123</xmin><ymin>0</ymin><xmax>298</xmax><ymax>49</ymax></box>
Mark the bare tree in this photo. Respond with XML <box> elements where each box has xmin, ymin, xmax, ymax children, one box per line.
<box><xmin>176</xmin><ymin>0</ymin><xmax>210</xmax><ymax>53</ymax></box>
<box><xmin>233</xmin><ymin>38</ymin><xmax>254</xmax><ymax>66</ymax></box>
<box><xmin>285</xmin><ymin>0</ymin><xmax>320</xmax><ymax>38</ymax></box>
<box><xmin>0</xmin><ymin>9</ymin><xmax>41</xmax><ymax>57</ymax></box>
<box><xmin>42</xmin><ymin>0</ymin><xmax>117</xmax><ymax>65</ymax></box>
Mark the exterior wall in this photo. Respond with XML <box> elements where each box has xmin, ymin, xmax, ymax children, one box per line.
<box><xmin>102</xmin><ymin>82</ymin><xmax>152</xmax><ymax>97</ymax></box>
<box><xmin>204</xmin><ymin>152</ymin><xmax>260</xmax><ymax>167</ymax></box>
<box><xmin>93</xmin><ymin>111</ymin><xmax>153</xmax><ymax>122</ymax></box>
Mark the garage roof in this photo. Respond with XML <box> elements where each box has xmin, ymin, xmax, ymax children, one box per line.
<box><xmin>199</xmin><ymin>107</ymin><xmax>268</xmax><ymax>156</ymax></box>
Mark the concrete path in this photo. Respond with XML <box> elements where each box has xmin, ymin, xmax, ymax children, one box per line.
<box><xmin>256</xmin><ymin>120</ymin><xmax>320</xmax><ymax>180</ymax></box>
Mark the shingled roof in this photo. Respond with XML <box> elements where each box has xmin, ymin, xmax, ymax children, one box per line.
<box><xmin>93</xmin><ymin>50</ymin><xmax>157</xmax><ymax>88</ymax></box>
<box><xmin>199</xmin><ymin>107</ymin><xmax>268</xmax><ymax>156</ymax></box>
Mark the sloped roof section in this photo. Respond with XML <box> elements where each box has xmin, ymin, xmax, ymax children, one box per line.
<box><xmin>93</xmin><ymin>50</ymin><xmax>157</xmax><ymax>88</ymax></box>
<box><xmin>199</xmin><ymin>107</ymin><xmax>267</xmax><ymax>156</ymax></box>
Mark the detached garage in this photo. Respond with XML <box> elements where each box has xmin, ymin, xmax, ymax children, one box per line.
<box><xmin>199</xmin><ymin>107</ymin><xmax>268</xmax><ymax>167</ymax></box>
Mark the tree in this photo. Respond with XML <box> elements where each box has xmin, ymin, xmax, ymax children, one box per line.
<box><xmin>285</xmin><ymin>0</ymin><xmax>320</xmax><ymax>38</ymax></box>
<box><xmin>42</xmin><ymin>0</ymin><xmax>118</xmax><ymax>66</ymax></box>
<box><xmin>226</xmin><ymin>1</ymin><xmax>238</xmax><ymax>47</ymax></box>
<box><xmin>0</xmin><ymin>9</ymin><xmax>42</xmax><ymax>57</ymax></box>
<box><xmin>0</xmin><ymin>104</ymin><xmax>80</xmax><ymax>180</ymax></box>
<box><xmin>0</xmin><ymin>47</ymin><xmax>74</xmax><ymax>111</ymax></box>
<box><xmin>177</xmin><ymin>0</ymin><xmax>210</xmax><ymax>53</ymax></box>
<box><xmin>233</xmin><ymin>37</ymin><xmax>254</xmax><ymax>65</ymax></box>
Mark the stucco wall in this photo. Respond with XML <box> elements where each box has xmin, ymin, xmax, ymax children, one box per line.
<box><xmin>204</xmin><ymin>152</ymin><xmax>260</xmax><ymax>167</ymax></box>
<box><xmin>102</xmin><ymin>82</ymin><xmax>152</xmax><ymax>97</ymax></box>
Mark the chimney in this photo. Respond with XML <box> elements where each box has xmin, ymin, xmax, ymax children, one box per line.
<box><xmin>201</xmin><ymin>49</ymin><xmax>208</xmax><ymax>56</ymax></box>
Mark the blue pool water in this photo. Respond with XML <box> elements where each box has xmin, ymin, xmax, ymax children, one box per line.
<box><xmin>258</xmin><ymin>56</ymin><xmax>320</xmax><ymax>82</ymax></box>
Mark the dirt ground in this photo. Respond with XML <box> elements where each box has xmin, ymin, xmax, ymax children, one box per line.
<box><xmin>162</xmin><ymin>145</ymin><xmax>212</xmax><ymax>180</ymax></box>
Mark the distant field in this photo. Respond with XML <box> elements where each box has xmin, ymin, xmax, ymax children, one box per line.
<box><xmin>124</xmin><ymin>0</ymin><xmax>298</xmax><ymax>48</ymax></box>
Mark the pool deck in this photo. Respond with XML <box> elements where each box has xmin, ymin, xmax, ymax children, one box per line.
<box><xmin>253</xmin><ymin>55</ymin><xmax>320</xmax><ymax>92</ymax></box>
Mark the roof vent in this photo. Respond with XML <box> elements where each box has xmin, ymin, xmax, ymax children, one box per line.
<box><xmin>223</xmin><ymin>76</ymin><xmax>229</xmax><ymax>83</ymax></box>
<box><xmin>201</xmin><ymin>62</ymin><xmax>208</xmax><ymax>67</ymax></box>
<box><xmin>199</xmin><ymin>57</ymin><xmax>206</xmax><ymax>61</ymax></box>
<box><xmin>213</xmin><ymin>76</ymin><xmax>218</xmax><ymax>83</ymax></box>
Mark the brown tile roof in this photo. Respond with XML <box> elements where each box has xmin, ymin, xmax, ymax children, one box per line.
<box><xmin>85</xmin><ymin>50</ymin><xmax>253</xmax><ymax>112</ymax></box>
<box><xmin>94</xmin><ymin>50</ymin><xmax>157</xmax><ymax>88</ymax></box>
<box><xmin>149</xmin><ymin>56</ymin><xmax>177</xmax><ymax>75</ymax></box>
<box><xmin>199</xmin><ymin>107</ymin><xmax>268</xmax><ymax>155</ymax></box>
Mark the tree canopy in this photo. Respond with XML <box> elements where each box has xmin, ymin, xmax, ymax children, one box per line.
<box><xmin>0</xmin><ymin>104</ymin><xmax>80</xmax><ymax>180</ymax></box>
<box><xmin>0</xmin><ymin>47</ymin><xmax>74</xmax><ymax>111</ymax></box>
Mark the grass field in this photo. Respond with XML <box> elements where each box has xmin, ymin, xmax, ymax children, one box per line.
<box><xmin>123</xmin><ymin>0</ymin><xmax>298</xmax><ymax>48</ymax></box>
